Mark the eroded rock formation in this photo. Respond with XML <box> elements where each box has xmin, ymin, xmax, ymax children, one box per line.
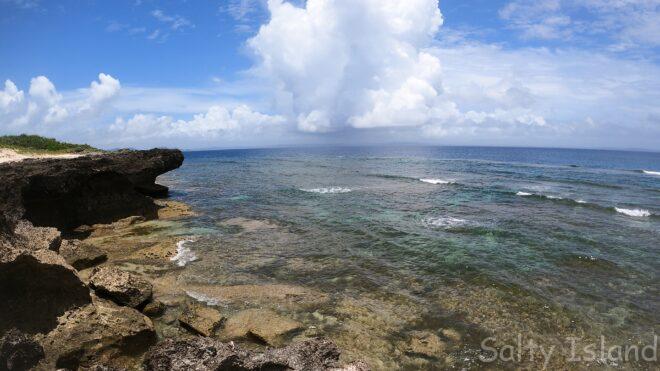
<box><xmin>0</xmin><ymin>149</ymin><xmax>182</xmax><ymax>369</ymax></box>
<box><xmin>0</xmin><ymin>247</ymin><xmax>91</xmax><ymax>334</ymax></box>
<box><xmin>0</xmin><ymin>149</ymin><xmax>183</xmax><ymax>232</ymax></box>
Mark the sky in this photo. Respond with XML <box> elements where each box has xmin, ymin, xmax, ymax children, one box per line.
<box><xmin>1</xmin><ymin>0</ymin><xmax>659</xmax><ymax>151</ymax></box>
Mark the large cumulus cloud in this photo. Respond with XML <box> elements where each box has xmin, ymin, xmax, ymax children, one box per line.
<box><xmin>247</xmin><ymin>0</ymin><xmax>448</xmax><ymax>132</ymax></box>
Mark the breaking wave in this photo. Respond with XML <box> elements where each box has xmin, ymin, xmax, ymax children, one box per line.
<box><xmin>642</xmin><ymin>170</ymin><xmax>660</xmax><ymax>176</ymax></box>
<box><xmin>301</xmin><ymin>187</ymin><xmax>352</xmax><ymax>194</ymax></box>
<box><xmin>420</xmin><ymin>178</ymin><xmax>454</xmax><ymax>185</ymax></box>
<box><xmin>185</xmin><ymin>290</ymin><xmax>219</xmax><ymax>306</ymax></box>
<box><xmin>614</xmin><ymin>208</ymin><xmax>652</xmax><ymax>217</ymax></box>
<box><xmin>424</xmin><ymin>216</ymin><xmax>468</xmax><ymax>228</ymax></box>
<box><xmin>170</xmin><ymin>238</ymin><xmax>197</xmax><ymax>267</ymax></box>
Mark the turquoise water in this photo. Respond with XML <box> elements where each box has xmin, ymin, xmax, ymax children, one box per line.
<box><xmin>159</xmin><ymin>146</ymin><xmax>659</xmax><ymax>368</ymax></box>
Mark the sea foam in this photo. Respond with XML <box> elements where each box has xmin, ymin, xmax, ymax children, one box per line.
<box><xmin>424</xmin><ymin>216</ymin><xmax>467</xmax><ymax>228</ymax></box>
<box><xmin>516</xmin><ymin>191</ymin><xmax>564</xmax><ymax>200</ymax></box>
<box><xmin>185</xmin><ymin>290</ymin><xmax>219</xmax><ymax>306</ymax></box>
<box><xmin>302</xmin><ymin>187</ymin><xmax>352</xmax><ymax>194</ymax></box>
<box><xmin>420</xmin><ymin>178</ymin><xmax>453</xmax><ymax>185</ymax></box>
<box><xmin>614</xmin><ymin>208</ymin><xmax>651</xmax><ymax>217</ymax></box>
<box><xmin>642</xmin><ymin>170</ymin><xmax>660</xmax><ymax>176</ymax></box>
<box><xmin>170</xmin><ymin>238</ymin><xmax>197</xmax><ymax>266</ymax></box>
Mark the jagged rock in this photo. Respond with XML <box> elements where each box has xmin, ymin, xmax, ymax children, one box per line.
<box><xmin>0</xmin><ymin>329</ymin><xmax>44</xmax><ymax>371</ymax></box>
<box><xmin>0</xmin><ymin>248</ymin><xmax>91</xmax><ymax>334</ymax></box>
<box><xmin>143</xmin><ymin>337</ymin><xmax>350</xmax><ymax>371</ymax></box>
<box><xmin>39</xmin><ymin>297</ymin><xmax>156</xmax><ymax>369</ymax></box>
<box><xmin>404</xmin><ymin>331</ymin><xmax>446</xmax><ymax>359</ymax></box>
<box><xmin>178</xmin><ymin>302</ymin><xmax>224</xmax><ymax>337</ymax></box>
<box><xmin>11</xmin><ymin>221</ymin><xmax>61</xmax><ymax>251</ymax></box>
<box><xmin>142</xmin><ymin>300</ymin><xmax>166</xmax><ymax>318</ymax></box>
<box><xmin>0</xmin><ymin>149</ymin><xmax>183</xmax><ymax>232</ymax></box>
<box><xmin>59</xmin><ymin>239</ymin><xmax>107</xmax><ymax>270</ymax></box>
<box><xmin>89</xmin><ymin>267</ymin><xmax>153</xmax><ymax>308</ymax></box>
<box><xmin>222</xmin><ymin>308</ymin><xmax>303</xmax><ymax>346</ymax></box>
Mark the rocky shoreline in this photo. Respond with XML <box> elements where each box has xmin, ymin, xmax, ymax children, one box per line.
<box><xmin>0</xmin><ymin>150</ymin><xmax>367</xmax><ymax>370</ymax></box>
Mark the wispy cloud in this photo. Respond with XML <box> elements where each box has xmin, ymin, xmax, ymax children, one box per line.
<box><xmin>219</xmin><ymin>0</ymin><xmax>266</xmax><ymax>33</ymax></box>
<box><xmin>499</xmin><ymin>0</ymin><xmax>660</xmax><ymax>50</ymax></box>
<box><xmin>151</xmin><ymin>9</ymin><xmax>194</xmax><ymax>31</ymax></box>
<box><xmin>1</xmin><ymin>0</ymin><xmax>39</xmax><ymax>9</ymax></box>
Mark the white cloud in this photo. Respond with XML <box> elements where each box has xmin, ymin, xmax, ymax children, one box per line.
<box><xmin>0</xmin><ymin>80</ymin><xmax>24</xmax><ymax>112</ymax></box>
<box><xmin>27</xmin><ymin>76</ymin><xmax>68</xmax><ymax>124</ymax></box>
<box><xmin>417</xmin><ymin>40</ymin><xmax>660</xmax><ymax>147</ymax></box>
<box><xmin>499</xmin><ymin>0</ymin><xmax>660</xmax><ymax>48</ymax></box>
<box><xmin>108</xmin><ymin>105</ymin><xmax>285</xmax><ymax>144</ymax></box>
<box><xmin>2</xmin><ymin>0</ymin><xmax>659</xmax><ymax>150</ymax></box>
<box><xmin>77</xmin><ymin>73</ymin><xmax>121</xmax><ymax>114</ymax></box>
<box><xmin>151</xmin><ymin>9</ymin><xmax>194</xmax><ymax>31</ymax></box>
<box><xmin>29</xmin><ymin>76</ymin><xmax>61</xmax><ymax>106</ymax></box>
<box><xmin>248</xmin><ymin>0</ymin><xmax>445</xmax><ymax>132</ymax></box>
<box><xmin>2</xmin><ymin>0</ymin><xmax>39</xmax><ymax>9</ymax></box>
<box><xmin>0</xmin><ymin>73</ymin><xmax>121</xmax><ymax>129</ymax></box>
<box><xmin>235</xmin><ymin>0</ymin><xmax>659</xmax><ymax>149</ymax></box>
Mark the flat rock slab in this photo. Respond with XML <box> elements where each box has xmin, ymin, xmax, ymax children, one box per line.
<box><xmin>223</xmin><ymin>308</ymin><xmax>302</xmax><ymax>346</ymax></box>
<box><xmin>89</xmin><ymin>266</ymin><xmax>153</xmax><ymax>308</ymax></box>
<box><xmin>59</xmin><ymin>239</ymin><xmax>107</xmax><ymax>270</ymax></box>
<box><xmin>178</xmin><ymin>302</ymin><xmax>224</xmax><ymax>337</ymax></box>
<box><xmin>155</xmin><ymin>200</ymin><xmax>196</xmax><ymax>219</ymax></box>
<box><xmin>143</xmin><ymin>337</ymin><xmax>352</xmax><ymax>371</ymax></box>
<box><xmin>184</xmin><ymin>283</ymin><xmax>329</xmax><ymax>309</ymax></box>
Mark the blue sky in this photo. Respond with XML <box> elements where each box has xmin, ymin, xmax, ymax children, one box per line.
<box><xmin>1</xmin><ymin>0</ymin><xmax>659</xmax><ymax>150</ymax></box>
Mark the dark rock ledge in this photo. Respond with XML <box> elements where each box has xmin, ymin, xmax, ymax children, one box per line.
<box><xmin>0</xmin><ymin>149</ymin><xmax>367</xmax><ymax>370</ymax></box>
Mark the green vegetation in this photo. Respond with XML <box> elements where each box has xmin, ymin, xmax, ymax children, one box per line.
<box><xmin>0</xmin><ymin>134</ymin><xmax>100</xmax><ymax>154</ymax></box>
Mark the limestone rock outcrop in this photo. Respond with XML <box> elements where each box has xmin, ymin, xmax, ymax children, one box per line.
<box><xmin>178</xmin><ymin>302</ymin><xmax>224</xmax><ymax>337</ymax></box>
<box><xmin>143</xmin><ymin>337</ymin><xmax>361</xmax><ymax>371</ymax></box>
<box><xmin>59</xmin><ymin>239</ymin><xmax>107</xmax><ymax>270</ymax></box>
<box><xmin>89</xmin><ymin>266</ymin><xmax>153</xmax><ymax>308</ymax></box>
<box><xmin>39</xmin><ymin>297</ymin><xmax>156</xmax><ymax>369</ymax></box>
<box><xmin>0</xmin><ymin>247</ymin><xmax>91</xmax><ymax>334</ymax></box>
<box><xmin>0</xmin><ymin>329</ymin><xmax>44</xmax><ymax>371</ymax></box>
<box><xmin>0</xmin><ymin>149</ymin><xmax>183</xmax><ymax>232</ymax></box>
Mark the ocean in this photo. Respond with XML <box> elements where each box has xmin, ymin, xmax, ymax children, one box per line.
<box><xmin>158</xmin><ymin>146</ymin><xmax>659</xmax><ymax>369</ymax></box>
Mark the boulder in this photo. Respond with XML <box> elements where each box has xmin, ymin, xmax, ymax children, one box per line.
<box><xmin>89</xmin><ymin>267</ymin><xmax>153</xmax><ymax>308</ymax></box>
<box><xmin>39</xmin><ymin>298</ymin><xmax>156</xmax><ymax>369</ymax></box>
<box><xmin>143</xmin><ymin>337</ymin><xmax>350</xmax><ymax>371</ymax></box>
<box><xmin>223</xmin><ymin>308</ymin><xmax>303</xmax><ymax>346</ymax></box>
<box><xmin>59</xmin><ymin>239</ymin><xmax>107</xmax><ymax>270</ymax></box>
<box><xmin>0</xmin><ymin>247</ymin><xmax>91</xmax><ymax>334</ymax></box>
<box><xmin>0</xmin><ymin>329</ymin><xmax>44</xmax><ymax>371</ymax></box>
<box><xmin>11</xmin><ymin>221</ymin><xmax>61</xmax><ymax>251</ymax></box>
<box><xmin>178</xmin><ymin>302</ymin><xmax>224</xmax><ymax>337</ymax></box>
<box><xmin>142</xmin><ymin>300</ymin><xmax>166</xmax><ymax>318</ymax></box>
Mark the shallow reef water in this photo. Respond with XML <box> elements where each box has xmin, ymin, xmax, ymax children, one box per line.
<box><xmin>150</xmin><ymin>146</ymin><xmax>659</xmax><ymax>369</ymax></box>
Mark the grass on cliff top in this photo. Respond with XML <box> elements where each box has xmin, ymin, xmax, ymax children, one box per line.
<box><xmin>0</xmin><ymin>134</ymin><xmax>101</xmax><ymax>154</ymax></box>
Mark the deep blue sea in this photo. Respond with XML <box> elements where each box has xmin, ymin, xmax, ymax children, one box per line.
<box><xmin>159</xmin><ymin>146</ymin><xmax>659</xmax><ymax>369</ymax></box>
